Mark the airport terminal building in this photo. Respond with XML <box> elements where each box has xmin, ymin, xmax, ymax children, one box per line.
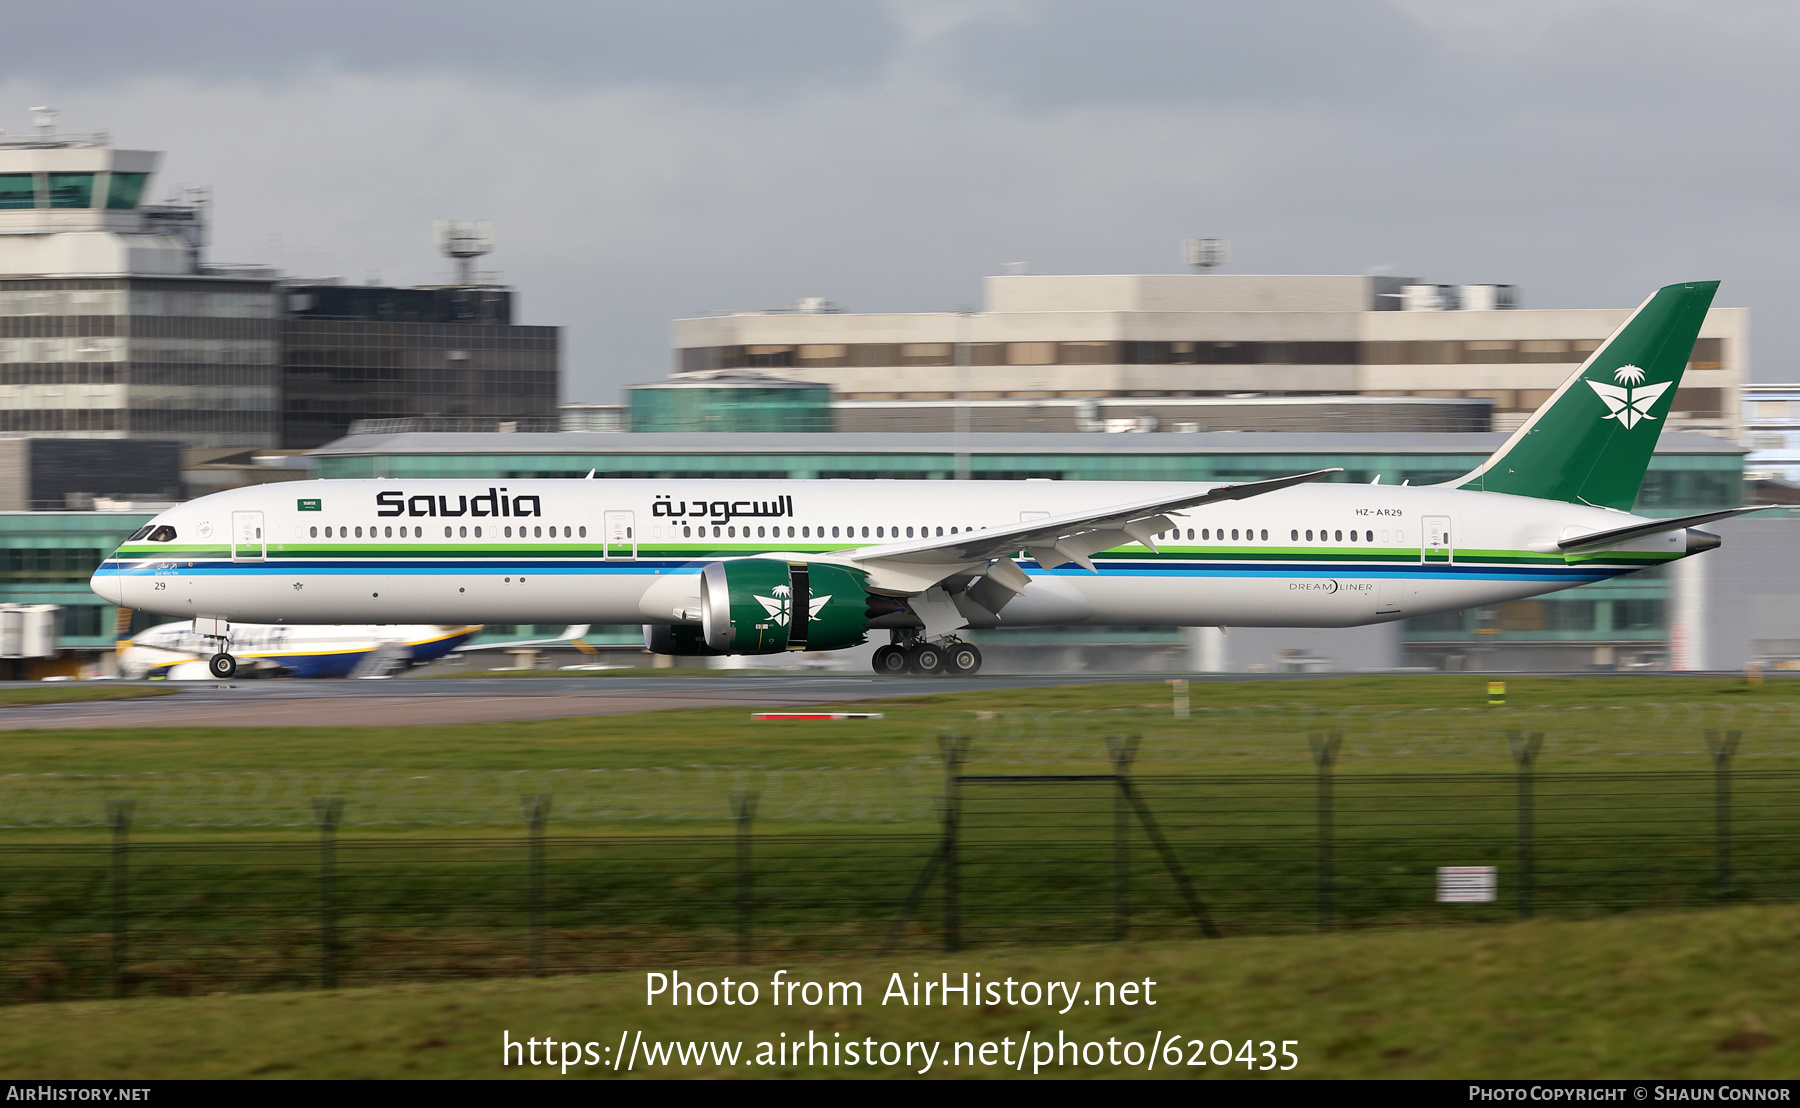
<box><xmin>673</xmin><ymin>274</ymin><xmax>1746</xmax><ymax>440</ymax></box>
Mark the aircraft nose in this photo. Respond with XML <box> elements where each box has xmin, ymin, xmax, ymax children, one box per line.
<box><xmin>90</xmin><ymin>564</ymin><xmax>125</xmax><ymax>606</ymax></box>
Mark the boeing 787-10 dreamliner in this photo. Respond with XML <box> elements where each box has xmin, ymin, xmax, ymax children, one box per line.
<box><xmin>92</xmin><ymin>281</ymin><xmax>1744</xmax><ymax>678</ymax></box>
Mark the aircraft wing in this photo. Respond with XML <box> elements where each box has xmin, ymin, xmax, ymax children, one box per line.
<box><xmin>842</xmin><ymin>469</ymin><xmax>1341</xmax><ymax>594</ymax></box>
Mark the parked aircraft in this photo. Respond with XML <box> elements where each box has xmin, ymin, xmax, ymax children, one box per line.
<box><xmin>92</xmin><ymin>282</ymin><xmax>1745</xmax><ymax>678</ymax></box>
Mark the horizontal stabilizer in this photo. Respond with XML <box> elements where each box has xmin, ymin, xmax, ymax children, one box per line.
<box><xmin>1557</xmin><ymin>507</ymin><xmax>1758</xmax><ymax>552</ymax></box>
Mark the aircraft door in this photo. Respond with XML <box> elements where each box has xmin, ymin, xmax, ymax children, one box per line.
<box><xmin>604</xmin><ymin>511</ymin><xmax>636</xmax><ymax>560</ymax></box>
<box><xmin>231</xmin><ymin>511</ymin><xmax>266</xmax><ymax>561</ymax></box>
<box><xmin>1421</xmin><ymin>515</ymin><xmax>1453</xmax><ymax>566</ymax></box>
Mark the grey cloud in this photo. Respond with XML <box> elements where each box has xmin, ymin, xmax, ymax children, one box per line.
<box><xmin>0</xmin><ymin>1</ymin><xmax>896</xmax><ymax>96</ymax></box>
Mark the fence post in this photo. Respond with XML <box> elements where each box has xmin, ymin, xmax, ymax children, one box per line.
<box><xmin>939</xmin><ymin>735</ymin><xmax>968</xmax><ymax>953</ymax></box>
<box><xmin>1706</xmin><ymin>730</ymin><xmax>1742</xmax><ymax>904</ymax></box>
<box><xmin>313</xmin><ymin>797</ymin><xmax>343</xmax><ymax>989</ymax></box>
<box><xmin>730</xmin><ymin>790</ymin><xmax>758</xmax><ymax>964</ymax></box>
<box><xmin>522</xmin><ymin>794</ymin><xmax>551</xmax><ymax>976</ymax></box>
<box><xmin>1107</xmin><ymin>736</ymin><xmax>1140</xmax><ymax>941</ymax></box>
<box><xmin>1309</xmin><ymin>733</ymin><xmax>1341</xmax><ymax>932</ymax></box>
<box><xmin>1509</xmin><ymin>732</ymin><xmax>1543</xmax><ymax>919</ymax></box>
<box><xmin>105</xmin><ymin>799</ymin><xmax>133</xmax><ymax>998</ymax></box>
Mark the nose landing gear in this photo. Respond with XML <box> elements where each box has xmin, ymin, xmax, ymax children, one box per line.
<box><xmin>207</xmin><ymin>652</ymin><xmax>237</xmax><ymax>679</ymax></box>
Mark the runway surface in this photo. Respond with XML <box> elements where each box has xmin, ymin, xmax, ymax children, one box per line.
<box><xmin>0</xmin><ymin>673</ymin><xmax>1175</xmax><ymax>730</ymax></box>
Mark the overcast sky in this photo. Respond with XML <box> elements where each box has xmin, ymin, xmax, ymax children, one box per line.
<box><xmin>2</xmin><ymin>1</ymin><xmax>1795</xmax><ymax>399</ymax></box>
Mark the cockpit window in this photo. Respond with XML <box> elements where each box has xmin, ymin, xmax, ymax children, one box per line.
<box><xmin>146</xmin><ymin>526</ymin><xmax>177</xmax><ymax>542</ymax></box>
<box><xmin>125</xmin><ymin>525</ymin><xmax>154</xmax><ymax>542</ymax></box>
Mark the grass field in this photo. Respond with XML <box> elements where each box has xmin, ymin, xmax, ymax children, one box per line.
<box><xmin>4</xmin><ymin>675</ymin><xmax>1799</xmax><ymax>1006</ymax></box>
<box><xmin>2</xmin><ymin>901</ymin><xmax>1795</xmax><ymax>1079</ymax></box>
<box><xmin>0</xmin><ymin>685</ymin><xmax>177</xmax><ymax>709</ymax></box>
<box><xmin>4</xmin><ymin>674</ymin><xmax>1798</xmax><ymax>775</ymax></box>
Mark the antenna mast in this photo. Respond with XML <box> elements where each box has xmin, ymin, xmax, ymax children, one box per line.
<box><xmin>434</xmin><ymin>220</ymin><xmax>494</xmax><ymax>286</ymax></box>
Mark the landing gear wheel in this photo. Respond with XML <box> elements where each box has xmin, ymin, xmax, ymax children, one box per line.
<box><xmin>208</xmin><ymin>652</ymin><xmax>237</xmax><ymax>679</ymax></box>
<box><xmin>872</xmin><ymin>644</ymin><xmax>909</xmax><ymax>676</ymax></box>
<box><xmin>906</xmin><ymin>642</ymin><xmax>945</xmax><ymax>676</ymax></box>
<box><xmin>944</xmin><ymin>642</ymin><xmax>983</xmax><ymax>676</ymax></box>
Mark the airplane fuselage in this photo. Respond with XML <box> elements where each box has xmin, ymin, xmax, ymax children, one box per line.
<box><xmin>91</xmin><ymin>477</ymin><xmax>1684</xmax><ymax>631</ymax></box>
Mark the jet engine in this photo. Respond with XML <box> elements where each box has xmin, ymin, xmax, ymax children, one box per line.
<box><xmin>697</xmin><ymin>558</ymin><xmax>871</xmax><ymax>654</ymax></box>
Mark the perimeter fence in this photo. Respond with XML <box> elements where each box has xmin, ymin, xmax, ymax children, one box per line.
<box><xmin>3</xmin><ymin>702</ymin><xmax>1799</xmax><ymax>1002</ymax></box>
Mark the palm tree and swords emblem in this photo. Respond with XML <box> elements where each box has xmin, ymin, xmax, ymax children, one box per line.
<box><xmin>1586</xmin><ymin>364</ymin><xmax>1672</xmax><ymax>429</ymax></box>
<box><xmin>754</xmin><ymin>584</ymin><xmax>831</xmax><ymax>626</ymax></box>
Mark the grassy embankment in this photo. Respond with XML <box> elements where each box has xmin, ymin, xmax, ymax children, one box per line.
<box><xmin>2</xmin><ymin>675</ymin><xmax>1798</xmax><ymax>1004</ymax></box>
<box><xmin>1</xmin><ymin>900</ymin><xmax>1795</xmax><ymax>1079</ymax></box>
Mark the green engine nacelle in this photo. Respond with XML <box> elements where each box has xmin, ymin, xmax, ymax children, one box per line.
<box><xmin>699</xmin><ymin>558</ymin><xmax>871</xmax><ymax>654</ymax></box>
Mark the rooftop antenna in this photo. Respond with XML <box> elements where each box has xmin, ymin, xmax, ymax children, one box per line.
<box><xmin>1183</xmin><ymin>237</ymin><xmax>1230</xmax><ymax>272</ymax></box>
<box><xmin>435</xmin><ymin>220</ymin><xmax>494</xmax><ymax>287</ymax></box>
<box><xmin>29</xmin><ymin>106</ymin><xmax>56</xmax><ymax>139</ymax></box>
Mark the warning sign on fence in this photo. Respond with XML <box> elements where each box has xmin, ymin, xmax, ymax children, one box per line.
<box><xmin>1436</xmin><ymin>866</ymin><xmax>1497</xmax><ymax>903</ymax></box>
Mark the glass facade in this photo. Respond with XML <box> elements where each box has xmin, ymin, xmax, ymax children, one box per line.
<box><xmin>45</xmin><ymin>173</ymin><xmax>94</xmax><ymax>209</ymax></box>
<box><xmin>0</xmin><ymin>277</ymin><xmax>280</xmax><ymax>447</ymax></box>
<box><xmin>627</xmin><ymin>383</ymin><xmax>832</xmax><ymax>433</ymax></box>
<box><xmin>0</xmin><ymin>512</ymin><xmax>154</xmax><ymax>652</ymax></box>
<box><xmin>280</xmin><ymin>317</ymin><xmax>560</xmax><ymax>449</ymax></box>
<box><xmin>103</xmin><ymin>173</ymin><xmax>148</xmax><ymax>210</ymax></box>
<box><xmin>0</xmin><ymin>174</ymin><xmax>33</xmax><ymax>209</ymax></box>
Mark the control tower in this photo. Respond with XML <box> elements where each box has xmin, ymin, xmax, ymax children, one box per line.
<box><xmin>0</xmin><ymin>108</ymin><xmax>210</xmax><ymax>276</ymax></box>
<box><xmin>0</xmin><ymin>111</ymin><xmax>279</xmax><ymax>447</ymax></box>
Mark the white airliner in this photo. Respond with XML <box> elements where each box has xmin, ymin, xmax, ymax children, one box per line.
<box><xmin>119</xmin><ymin>621</ymin><xmax>593</xmax><ymax>679</ymax></box>
<box><xmin>92</xmin><ymin>282</ymin><xmax>1746</xmax><ymax>678</ymax></box>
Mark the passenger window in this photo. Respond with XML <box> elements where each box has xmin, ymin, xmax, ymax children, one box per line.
<box><xmin>310</xmin><ymin>526</ymin><xmax>318</xmax><ymax>539</ymax></box>
<box><xmin>579</xmin><ymin>526</ymin><xmax>587</xmax><ymax>538</ymax></box>
<box><xmin>474</xmin><ymin>526</ymin><xmax>482</xmax><ymax>538</ymax></box>
<box><xmin>414</xmin><ymin>527</ymin><xmax>422</xmax><ymax>538</ymax></box>
<box><xmin>905</xmin><ymin>527</ymin><xmax>913</xmax><ymax>538</ymax></box>
<box><xmin>758</xmin><ymin>526</ymin><xmax>766</xmax><ymax>538</ymax></box>
<box><xmin>1335</xmin><ymin>530</ymin><xmax>1343</xmax><ymax>541</ymax></box>
<box><xmin>682</xmin><ymin>526</ymin><xmax>691</xmax><ymax>538</ymax></box>
<box><xmin>1306</xmin><ymin>530</ymin><xmax>1313</xmax><ymax>540</ymax></box>
<box><xmin>354</xmin><ymin>526</ymin><xmax>362</xmax><ymax>538</ymax></box>
<box><xmin>1350</xmin><ymin>530</ymin><xmax>1359</xmax><ymax>542</ymax></box>
<box><xmin>444</xmin><ymin>526</ymin><xmax>452</xmax><ymax>538</ymax></box>
<box><xmin>950</xmin><ymin>527</ymin><xmax>957</xmax><ymax>535</ymax></box>
<box><xmin>1260</xmin><ymin>529</ymin><xmax>1268</xmax><ymax>540</ymax></box>
<box><xmin>564</xmin><ymin>526</ymin><xmax>572</xmax><ymax>538</ymax></box>
<box><xmin>1187</xmin><ymin>529</ymin><xmax>1194</xmax><ymax>540</ymax></box>
<box><xmin>460</xmin><ymin>526</ymin><xmax>468</xmax><ymax>538</ymax></box>
<box><xmin>728</xmin><ymin>526</ymin><xmax>736</xmax><ymax>538</ymax></box>
<box><xmin>534</xmin><ymin>526</ymin><xmax>542</xmax><ymax>538</ymax></box>
<box><xmin>1231</xmin><ymin>529</ymin><xmax>1239</xmax><ymax>540</ymax></box>
<box><xmin>936</xmin><ymin>526</ymin><xmax>943</xmax><ymax>536</ymax></box>
<box><xmin>1365</xmin><ymin>531</ymin><xmax>1373</xmax><ymax>542</ymax></box>
<box><xmin>877</xmin><ymin>527</ymin><xmax>884</xmax><ymax>538</ymax></box>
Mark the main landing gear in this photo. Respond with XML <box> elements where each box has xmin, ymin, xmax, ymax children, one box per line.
<box><xmin>871</xmin><ymin>636</ymin><xmax>982</xmax><ymax>678</ymax></box>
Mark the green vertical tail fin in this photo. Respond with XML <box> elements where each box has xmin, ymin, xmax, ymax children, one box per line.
<box><xmin>1448</xmin><ymin>281</ymin><xmax>1719</xmax><ymax>510</ymax></box>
